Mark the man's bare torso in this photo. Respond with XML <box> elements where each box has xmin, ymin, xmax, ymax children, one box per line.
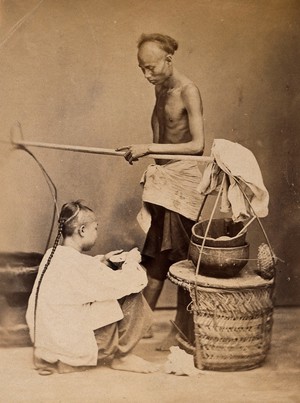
<box><xmin>155</xmin><ymin>79</ymin><xmax>195</xmax><ymax>145</ymax></box>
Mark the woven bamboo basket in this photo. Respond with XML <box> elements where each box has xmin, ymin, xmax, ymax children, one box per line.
<box><xmin>168</xmin><ymin>260</ymin><xmax>274</xmax><ymax>371</ymax></box>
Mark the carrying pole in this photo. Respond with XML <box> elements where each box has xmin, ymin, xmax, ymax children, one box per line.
<box><xmin>10</xmin><ymin>122</ymin><xmax>213</xmax><ymax>163</ymax></box>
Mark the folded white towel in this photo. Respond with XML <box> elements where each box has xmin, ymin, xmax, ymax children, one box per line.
<box><xmin>198</xmin><ymin>139</ymin><xmax>269</xmax><ymax>221</ymax></box>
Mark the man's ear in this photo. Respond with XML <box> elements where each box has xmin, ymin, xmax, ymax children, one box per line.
<box><xmin>78</xmin><ymin>225</ymin><xmax>85</xmax><ymax>237</ymax></box>
<box><xmin>166</xmin><ymin>54</ymin><xmax>172</xmax><ymax>63</ymax></box>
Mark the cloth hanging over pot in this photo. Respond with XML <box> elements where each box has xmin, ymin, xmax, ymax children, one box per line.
<box><xmin>197</xmin><ymin>139</ymin><xmax>269</xmax><ymax>221</ymax></box>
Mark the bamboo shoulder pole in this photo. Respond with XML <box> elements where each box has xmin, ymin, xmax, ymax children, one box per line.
<box><xmin>10</xmin><ymin>122</ymin><xmax>214</xmax><ymax>163</ymax></box>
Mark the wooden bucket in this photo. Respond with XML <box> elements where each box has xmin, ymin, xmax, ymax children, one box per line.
<box><xmin>168</xmin><ymin>260</ymin><xmax>274</xmax><ymax>371</ymax></box>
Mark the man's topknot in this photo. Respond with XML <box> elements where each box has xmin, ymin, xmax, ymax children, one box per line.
<box><xmin>137</xmin><ymin>33</ymin><xmax>178</xmax><ymax>55</ymax></box>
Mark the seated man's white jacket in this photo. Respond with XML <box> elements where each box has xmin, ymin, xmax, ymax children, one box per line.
<box><xmin>26</xmin><ymin>245</ymin><xmax>147</xmax><ymax>367</ymax></box>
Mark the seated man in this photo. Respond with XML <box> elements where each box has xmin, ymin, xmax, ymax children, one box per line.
<box><xmin>26</xmin><ymin>200</ymin><xmax>157</xmax><ymax>374</ymax></box>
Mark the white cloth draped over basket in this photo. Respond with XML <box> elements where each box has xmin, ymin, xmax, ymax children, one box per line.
<box><xmin>197</xmin><ymin>139</ymin><xmax>269</xmax><ymax>222</ymax></box>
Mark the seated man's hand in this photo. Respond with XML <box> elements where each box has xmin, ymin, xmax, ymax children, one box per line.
<box><xmin>94</xmin><ymin>250</ymin><xmax>123</xmax><ymax>266</ymax></box>
<box><xmin>125</xmin><ymin>247</ymin><xmax>142</xmax><ymax>263</ymax></box>
<box><xmin>104</xmin><ymin>250</ymin><xmax>124</xmax><ymax>262</ymax></box>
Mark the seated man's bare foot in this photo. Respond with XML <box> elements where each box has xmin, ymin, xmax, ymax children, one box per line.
<box><xmin>34</xmin><ymin>357</ymin><xmax>57</xmax><ymax>375</ymax></box>
<box><xmin>34</xmin><ymin>357</ymin><xmax>56</xmax><ymax>369</ymax></box>
<box><xmin>57</xmin><ymin>361</ymin><xmax>90</xmax><ymax>374</ymax></box>
<box><xmin>111</xmin><ymin>354</ymin><xmax>159</xmax><ymax>374</ymax></box>
<box><xmin>156</xmin><ymin>329</ymin><xmax>179</xmax><ymax>351</ymax></box>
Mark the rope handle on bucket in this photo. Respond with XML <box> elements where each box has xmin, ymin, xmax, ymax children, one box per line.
<box><xmin>190</xmin><ymin>172</ymin><xmax>279</xmax><ymax>276</ymax></box>
<box><xmin>194</xmin><ymin>173</ymin><xmax>226</xmax><ymax>278</ymax></box>
<box><xmin>232</xmin><ymin>176</ymin><xmax>278</xmax><ymax>265</ymax></box>
<box><xmin>189</xmin><ymin>171</ymin><xmax>279</xmax><ymax>315</ymax></box>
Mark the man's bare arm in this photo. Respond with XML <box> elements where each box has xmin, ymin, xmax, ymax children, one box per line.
<box><xmin>151</xmin><ymin>106</ymin><xmax>160</xmax><ymax>143</ymax></box>
<box><xmin>181</xmin><ymin>83</ymin><xmax>204</xmax><ymax>154</ymax></box>
<box><xmin>117</xmin><ymin>85</ymin><xmax>204</xmax><ymax>163</ymax></box>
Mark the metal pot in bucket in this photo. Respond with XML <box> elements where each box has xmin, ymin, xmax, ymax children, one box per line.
<box><xmin>189</xmin><ymin>240</ymin><xmax>250</xmax><ymax>278</ymax></box>
<box><xmin>190</xmin><ymin>218</ymin><xmax>249</xmax><ymax>278</ymax></box>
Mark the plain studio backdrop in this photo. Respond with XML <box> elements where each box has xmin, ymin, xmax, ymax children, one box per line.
<box><xmin>0</xmin><ymin>0</ymin><xmax>299</xmax><ymax>305</ymax></box>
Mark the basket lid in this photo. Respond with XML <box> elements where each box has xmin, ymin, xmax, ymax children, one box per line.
<box><xmin>168</xmin><ymin>260</ymin><xmax>273</xmax><ymax>290</ymax></box>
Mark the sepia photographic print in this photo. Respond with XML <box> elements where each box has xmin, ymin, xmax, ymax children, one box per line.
<box><xmin>0</xmin><ymin>1</ymin><xmax>299</xmax><ymax>402</ymax></box>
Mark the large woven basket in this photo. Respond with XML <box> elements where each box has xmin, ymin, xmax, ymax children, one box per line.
<box><xmin>168</xmin><ymin>260</ymin><xmax>274</xmax><ymax>371</ymax></box>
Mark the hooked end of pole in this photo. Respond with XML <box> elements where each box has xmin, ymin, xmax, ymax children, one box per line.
<box><xmin>10</xmin><ymin>121</ymin><xmax>24</xmax><ymax>147</ymax></box>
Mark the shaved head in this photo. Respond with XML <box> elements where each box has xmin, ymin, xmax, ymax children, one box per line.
<box><xmin>138</xmin><ymin>41</ymin><xmax>167</xmax><ymax>65</ymax></box>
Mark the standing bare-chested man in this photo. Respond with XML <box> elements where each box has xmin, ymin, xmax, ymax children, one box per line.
<box><xmin>118</xmin><ymin>33</ymin><xmax>205</xmax><ymax>349</ymax></box>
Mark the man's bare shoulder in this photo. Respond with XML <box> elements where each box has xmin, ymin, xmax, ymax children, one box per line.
<box><xmin>180</xmin><ymin>81</ymin><xmax>201</xmax><ymax>104</ymax></box>
<box><xmin>180</xmin><ymin>81</ymin><xmax>203</xmax><ymax>113</ymax></box>
<box><xmin>181</xmin><ymin>81</ymin><xmax>200</xmax><ymax>96</ymax></box>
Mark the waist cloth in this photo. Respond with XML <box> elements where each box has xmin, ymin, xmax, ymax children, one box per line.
<box><xmin>139</xmin><ymin>161</ymin><xmax>204</xmax><ymax>280</ymax></box>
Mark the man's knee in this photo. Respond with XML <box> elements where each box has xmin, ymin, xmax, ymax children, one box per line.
<box><xmin>145</xmin><ymin>276</ymin><xmax>164</xmax><ymax>290</ymax></box>
<box><xmin>142</xmin><ymin>254</ymin><xmax>171</xmax><ymax>281</ymax></box>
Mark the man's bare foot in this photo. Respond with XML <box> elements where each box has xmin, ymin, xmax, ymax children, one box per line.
<box><xmin>57</xmin><ymin>361</ymin><xmax>90</xmax><ymax>374</ymax></box>
<box><xmin>156</xmin><ymin>329</ymin><xmax>179</xmax><ymax>351</ymax></box>
<box><xmin>34</xmin><ymin>357</ymin><xmax>57</xmax><ymax>375</ymax></box>
<box><xmin>34</xmin><ymin>357</ymin><xmax>56</xmax><ymax>369</ymax></box>
<box><xmin>111</xmin><ymin>354</ymin><xmax>159</xmax><ymax>373</ymax></box>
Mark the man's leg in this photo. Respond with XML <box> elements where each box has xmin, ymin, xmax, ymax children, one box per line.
<box><xmin>116</xmin><ymin>293</ymin><xmax>153</xmax><ymax>354</ymax></box>
<box><xmin>111</xmin><ymin>294</ymin><xmax>158</xmax><ymax>373</ymax></box>
<box><xmin>142</xmin><ymin>252</ymin><xmax>171</xmax><ymax>337</ymax></box>
<box><xmin>94</xmin><ymin>293</ymin><xmax>158</xmax><ymax>373</ymax></box>
<box><xmin>155</xmin><ymin>287</ymin><xmax>194</xmax><ymax>351</ymax></box>
<box><xmin>142</xmin><ymin>276</ymin><xmax>164</xmax><ymax>311</ymax></box>
<box><xmin>142</xmin><ymin>206</ymin><xmax>195</xmax><ymax>348</ymax></box>
<box><xmin>142</xmin><ymin>251</ymin><xmax>171</xmax><ymax>310</ymax></box>
<box><xmin>156</xmin><ymin>212</ymin><xmax>195</xmax><ymax>350</ymax></box>
<box><xmin>95</xmin><ymin>293</ymin><xmax>152</xmax><ymax>359</ymax></box>
<box><xmin>174</xmin><ymin>286</ymin><xmax>195</xmax><ymax>344</ymax></box>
